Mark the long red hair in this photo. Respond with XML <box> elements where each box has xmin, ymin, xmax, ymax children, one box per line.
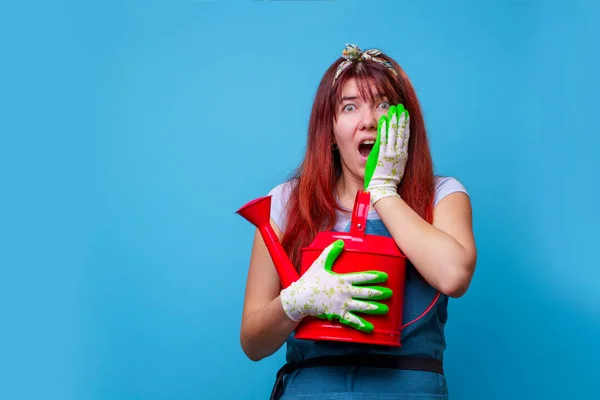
<box><xmin>281</xmin><ymin>51</ymin><xmax>435</xmax><ymax>271</ymax></box>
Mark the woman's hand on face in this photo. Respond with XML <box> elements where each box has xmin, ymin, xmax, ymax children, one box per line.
<box><xmin>364</xmin><ymin>104</ymin><xmax>410</xmax><ymax>205</ymax></box>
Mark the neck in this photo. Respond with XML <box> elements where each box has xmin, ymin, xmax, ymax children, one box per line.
<box><xmin>336</xmin><ymin>169</ymin><xmax>365</xmax><ymax>210</ymax></box>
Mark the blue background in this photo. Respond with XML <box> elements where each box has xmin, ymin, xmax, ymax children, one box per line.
<box><xmin>1</xmin><ymin>0</ymin><xmax>598</xmax><ymax>399</ymax></box>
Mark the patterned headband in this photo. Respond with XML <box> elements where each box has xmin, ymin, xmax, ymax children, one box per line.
<box><xmin>332</xmin><ymin>43</ymin><xmax>398</xmax><ymax>85</ymax></box>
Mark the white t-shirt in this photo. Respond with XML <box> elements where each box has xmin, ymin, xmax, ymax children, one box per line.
<box><xmin>267</xmin><ymin>176</ymin><xmax>469</xmax><ymax>232</ymax></box>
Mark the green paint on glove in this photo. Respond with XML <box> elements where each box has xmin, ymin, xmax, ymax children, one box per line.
<box><xmin>364</xmin><ymin>104</ymin><xmax>411</xmax><ymax>204</ymax></box>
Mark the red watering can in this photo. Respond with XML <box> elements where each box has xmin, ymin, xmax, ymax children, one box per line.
<box><xmin>236</xmin><ymin>190</ymin><xmax>439</xmax><ymax>347</ymax></box>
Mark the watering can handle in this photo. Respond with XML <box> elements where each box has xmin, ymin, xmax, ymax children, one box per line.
<box><xmin>349</xmin><ymin>190</ymin><xmax>370</xmax><ymax>238</ymax></box>
<box><xmin>401</xmin><ymin>291</ymin><xmax>441</xmax><ymax>330</ymax></box>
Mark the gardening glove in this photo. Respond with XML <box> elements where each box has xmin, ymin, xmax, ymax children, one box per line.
<box><xmin>364</xmin><ymin>104</ymin><xmax>410</xmax><ymax>205</ymax></box>
<box><xmin>280</xmin><ymin>239</ymin><xmax>392</xmax><ymax>333</ymax></box>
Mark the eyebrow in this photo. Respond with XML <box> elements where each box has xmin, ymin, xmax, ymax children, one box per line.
<box><xmin>340</xmin><ymin>93</ymin><xmax>386</xmax><ymax>102</ymax></box>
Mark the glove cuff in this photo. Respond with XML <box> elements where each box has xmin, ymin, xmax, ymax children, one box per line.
<box><xmin>280</xmin><ymin>286</ymin><xmax>304</xmax><ymax>322</ymax></box>
<box><xmin>369</xmin><ymin>188</ymin><xmax>400</xmax><ymax>205</ymax></box>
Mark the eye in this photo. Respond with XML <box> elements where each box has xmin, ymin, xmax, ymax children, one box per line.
<box><xmin>342</xmin><ymin>104</ymin><xmax>356</xmax><ymax>112</ymax></box>
<box><xmin>378</xmin><ymin>101</ymin><xmax>390</xmax><ymax>110</ymax></box>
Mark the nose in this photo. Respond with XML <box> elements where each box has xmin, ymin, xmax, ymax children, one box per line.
<box><xmin>358</xmin><ymin>108</ymin><xmax>377</xmax><ymax>131</ymax></box>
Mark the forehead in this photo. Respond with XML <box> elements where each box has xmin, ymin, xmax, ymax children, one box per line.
<box><xmin>337</xmin><ymin>78</ymin><xmax>387</xmax><ymax>102</ymax></box>
<box><xmin>340</xmin><ymin>78</ymin><xmax>374</xmax><ymax>95</ymax></box>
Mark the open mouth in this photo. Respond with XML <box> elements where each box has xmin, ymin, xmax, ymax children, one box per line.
<box><xmin>358</xmin><ymin>139</ymin><xmax>375</xmax><ymax>158</ymax></box>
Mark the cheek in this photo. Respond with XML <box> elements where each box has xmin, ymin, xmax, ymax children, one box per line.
<box><xmin>375</xmin><ymin>110</ymin><xmax>388</xmax><ymax>123</ymax></box>
<box><xmin>333</xmin><ymin>118</ymin><xmax>357</xmax><ymax>143</ymax></box>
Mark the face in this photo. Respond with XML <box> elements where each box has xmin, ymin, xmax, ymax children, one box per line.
<box><xmin>333</xmin><ymin>78</ymin><xmax>391</xmax><ymax>180</ymax></box>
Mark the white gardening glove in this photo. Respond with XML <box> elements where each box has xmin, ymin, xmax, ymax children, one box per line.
<box><xmin>280</xmin><ymin>239</ymin><xmax>392</xmax><ymax>333</ymax></box>
<box><xmin>364</xmin><ymin>104</ymin><xmax>410</xmax><ymax>205</ymax></box>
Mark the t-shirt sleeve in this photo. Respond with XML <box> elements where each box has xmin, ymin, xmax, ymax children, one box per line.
<box><xmin>267</xmin><ymin>180</ymin><xmax>296</xmax><ymax>231</ymax></box>
<box><xmin>434</xmin><ymin>176</ymin><xmax>469</xmax><ymax>206</ymax></box>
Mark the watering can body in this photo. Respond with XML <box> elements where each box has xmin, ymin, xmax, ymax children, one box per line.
<box><xmin>294</xmin><ymin>190</ymin><xmax>407</xmax><ymax>347</ymax></box>
<box><xmin>236</xmin><ymin>190</ymin><xmax>410</xmax><ymax>347</ymax></box>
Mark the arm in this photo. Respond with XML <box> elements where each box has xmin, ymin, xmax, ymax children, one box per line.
<box><xmin>373</xmin><ymin>191</ymin><xmax>477</xmax><ymax>298</ymax></box>
<box><xmin>364</xmin><ymin>105</ymin><xmax>476</xmax><ymax>298</ymax></box>
<box><xmin>240</xmin><ymin>219</ymin><xmax>299</xmax><ymax>362</ymax></box>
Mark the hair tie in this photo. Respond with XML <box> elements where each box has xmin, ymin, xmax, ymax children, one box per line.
<box><xmin>333</xmin><ymin>43</ymin><xmax>398</xmax><ymax>85</ymax></box>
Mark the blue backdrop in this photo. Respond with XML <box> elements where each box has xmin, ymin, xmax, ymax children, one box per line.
<box><xmin>2</xmin><ymin>1</ymin><xmax>598</xmax><ymax>399</ymax></box>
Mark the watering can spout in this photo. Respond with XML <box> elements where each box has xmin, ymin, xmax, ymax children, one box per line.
<box><xmin>236</xmin><ymin>195</ymin><xmax>299</xmax><ymax>288</ymax></box>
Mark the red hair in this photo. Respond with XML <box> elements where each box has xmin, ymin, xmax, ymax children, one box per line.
<box><xmin>281</xmin><ymin>51</ymin><xmax>435</xmax><ymax>271</ymax></box>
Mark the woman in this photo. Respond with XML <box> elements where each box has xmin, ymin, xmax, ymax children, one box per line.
<box><xmin>240</xmin><ymin>44</ymin><xmax>477</xmax><ymax>399</ymax></box>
